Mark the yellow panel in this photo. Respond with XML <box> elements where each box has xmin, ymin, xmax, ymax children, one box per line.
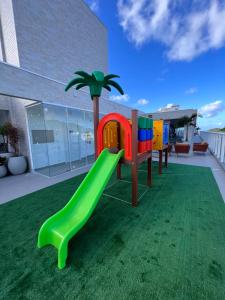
<box><xmin>153</xmin><ymin>120</ymin><xmax>163</xmax><ymax>150</ymax></box>
<box><xmin>103</xmin><ymin>121</ymin><xmax>118</xmax><ymax>149</ymax></box>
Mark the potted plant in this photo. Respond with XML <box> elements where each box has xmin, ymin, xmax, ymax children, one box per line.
<box><xmin>0</xmin><ymin>156</ymin><xmax>7</xmax><ymax>178</ymax></box>
<box><xmin>6</xmin><ymin>123</ymin><xmax>27</xmax><ymax>175</ymax></box>
<box><xmin>0</xmin><ymin>122</ymin><xmax>15</xmax><ymax>160</ymax></box>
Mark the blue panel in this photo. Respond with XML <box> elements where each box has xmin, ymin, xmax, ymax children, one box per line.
<box><xmin>150</xmin><ymin>129</ymin><xmax>153</xmax><ymax>140</ymax></box>
<box><xmin>138</xmin><ymin>129</ymin><xmax>147</xmax><ymax>141</ymax></box>
<box><xmin>146</xmin><ymin>129</ymin><xmax>153</xmax><ymax>140</ymax></box>
<box><xmin>163</xmin><ymin>124</ymin><xmax>169</xmax><ymax>144</ymax></box>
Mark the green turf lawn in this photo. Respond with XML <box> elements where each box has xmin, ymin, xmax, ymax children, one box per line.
<box><xmin>1</xmin><ymin>162</ymin><xmax>225</xmax><ymax>300</ymax></box>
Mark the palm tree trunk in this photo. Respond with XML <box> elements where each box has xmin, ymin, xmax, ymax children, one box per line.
<box><xmin>93</xmin><ymin>96</ymin><xmax>99</xmax><ymax>160</ymax></box>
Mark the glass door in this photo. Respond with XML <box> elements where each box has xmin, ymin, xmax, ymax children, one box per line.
<box><xmin>67</xmin><ymin>108</ymin><xmax>86</xmax><ymax>169</ymax></box>
<box><xmin>43</xmin><ymin>104</ymin><xmax>70</xmax><ymax>176</ymax></box>
<box><xmin>85</xmin><ymin>111</ymin><xmax>95</xmax><ymax>165</ymax></box>
<box><xmin>27</xmin><ymin>103</ymin><xmax>50</xmax><ymax>176</ymax></box>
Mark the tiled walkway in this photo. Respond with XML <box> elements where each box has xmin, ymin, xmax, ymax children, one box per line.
<box><xmin>0</xmin><ymin>164</ymin><xmax>91</xmax><ymax>204</ymax></box>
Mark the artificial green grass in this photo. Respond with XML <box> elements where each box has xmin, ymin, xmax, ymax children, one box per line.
<box><xmin>1</xmin><ymin>162</ymin><xmax>225</xmax><ymax>300</ymax></box>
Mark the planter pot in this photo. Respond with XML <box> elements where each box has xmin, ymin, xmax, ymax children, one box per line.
<box><xmin>0</xmin><ymin>165</ymin><xmax>7</xmax><ymax>178</ymax></box>
<box><xmin>0</xmin><ymin>152</ymin><xmax>14</xmax><ymax>162</ymax></box>
<box><xmin>8</xmin><ymin>156</ymin><xmax>27</xmax><ymax>175</ymax></box>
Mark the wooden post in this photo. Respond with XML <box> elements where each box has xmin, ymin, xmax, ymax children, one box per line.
<box><xmin>117</xmin><ymin>163</ymin><xmax>122</xmax><ymax>179</ymax></box>
<box><xmin>165</xmin><ymin>147</ymin><xmax>168</xmax><ymax>168</ymax></box>
<box><xmin>116</xmin><ymin>122</ymin><xmax>122</xmax><ymax>179</ymax></box>
<box><xmin>159</xmin><ymin>149</ymin><xmax>162</xmax><ymax>175</ymax></box>
<box><xmin>93</xmin><ymin>96</ymin><xmax>99</xmax><ymax>160</ymax></box>
<box><xmin>147</xmin><ymin>155</ymin><xmax>152</xmax><ymax>186</ymax></box>
<box><xmin>131</xmin><ymin>110</ymin><xmax>138</xmax><ymax>207</ymax></box>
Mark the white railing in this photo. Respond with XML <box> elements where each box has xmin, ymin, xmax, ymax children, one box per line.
<box><xmin>200</xmin><ymin>131</ymin><xmax>225</xmax><ymax>163</ymax></box>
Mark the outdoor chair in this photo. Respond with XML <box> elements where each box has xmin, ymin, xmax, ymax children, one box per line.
<box><xmin>193</xmin><ymin>142</ymin><xmax>208</xmax><ymax>153</ymax></box>
<box><xmin>174</xmin><ymin>143</ymin><xmax>190</xmax><ymax>155</ymax></box>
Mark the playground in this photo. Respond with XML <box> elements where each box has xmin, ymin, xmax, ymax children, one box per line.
<box><xmin>1</xmin><ymin>71</ymin><xmax>225</xmax><ymax>299</ymax></box>
<box><xmin>1</xmin><ymin>162</ymin><xmax>225</xmax><ymax>299</ymax></box>
<box><xmin>37</xmin><ymin>71</ymin><xmax>171</xmax><ymax>270</ymax></box>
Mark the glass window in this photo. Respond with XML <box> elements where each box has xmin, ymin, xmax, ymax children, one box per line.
<box><xmin>0</xmin><ymin>0</ymin><xmax>20</xmax><ymax>66</ymax></box>
<box><xmin>27</xmin><ymin>103</ymin><xmax>98</xmax><ymax>177</ymax></box>
<box><xmin>43</xmin><ymin>104</ymin><xmax>70</xmax><ymax>176</ymax></box>
<box><xmin>85</xmin><ymin>111</ymin><xmax>95</xmax><ymax>165</ymax></box>
<box><xmin>27</xmin><ymin>104</ymin><xmax>50</xmax><ymax>176</ymax></box>
<box><xmin>67</xmin><ymin>108</ymin><xmax>86</xmax><ymax>169</ymax></box>
<box><xmin>0</xmin><ymin>19</ymin><xmax>5</xmax><ymax>61</ymax></box>
<box><xmin>0</xmin><ymin>109</ymin><xmax>9</xmax><ymax>125</ymax></box>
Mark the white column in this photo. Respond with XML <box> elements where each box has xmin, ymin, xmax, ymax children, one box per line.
<box><xmin>220</xmin><ymin>135</ymin><xmax>225</xmax><ymax>163</ymax></box>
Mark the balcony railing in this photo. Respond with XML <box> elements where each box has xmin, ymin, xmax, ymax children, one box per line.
<box><xmin>200</xmin><ymin>131</ymin><xmax>225</xmax><ymax>165</ymax></box>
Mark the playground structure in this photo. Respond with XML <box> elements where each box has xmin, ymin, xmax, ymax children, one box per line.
<box><xmin>153</xmin><ymin>120</ymin><xmax>169</xmax><ymax>174</ymax></box>
<box><xmin>97</xmin><ymin>110</ymin><xmax>153</xmax><ymax>207</ymax></box>
<box><xmin>37</xmin><ymin>70</ymin><xmax>168</xmax><ymax>269</ymax></box>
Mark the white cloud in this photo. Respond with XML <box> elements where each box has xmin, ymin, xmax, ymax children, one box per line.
<box><xmin>158</xmin><ymin>103</ymin><xmax>178</xmax><ymax>111</ymax></box>
<box><xmin>86</xmin><ymin>0</ymin><xmax>99</xmax><ymax>13</ymax></box>
<box><xmin>185</xmin><ymin>87</ymin><xmax>198</xmax><ymax>95</ymax></box>
<box><xmin>199</xmin><ymin>100</ymin><xmax>225</xmax><ymax>118</ymax></box>
<box><xmin>117</xmin><ymin>0</ymin><xmax>225</xmax><ymax>61</ymax></box>
<box><xmin>110</xmin><ymin>93</ymin><xmax>129</xmax><ymax>102</ymax></box>
<box><xmin>137</xmin><ymin>98</ymin><xmax>149</xmax><ymax>105</ymax></box>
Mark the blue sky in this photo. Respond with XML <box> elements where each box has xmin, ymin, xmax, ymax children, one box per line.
<box><xmin>85</xmin><ymin>0</ymin><xmax>225</xmax><ymax>130</ymax></box>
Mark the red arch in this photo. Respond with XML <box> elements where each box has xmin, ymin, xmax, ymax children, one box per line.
<box><xmin>97</xmin><ymin>113</ymin><xmax>132</xmax><ymax>160</ymax></box>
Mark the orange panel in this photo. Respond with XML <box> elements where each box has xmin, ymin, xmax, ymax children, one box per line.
<box><xmin>103</xmin><ymin>121</ymin><xmax>118</xmax><ymax>149</ymax></box>
<box><xmin>97</xmin><ymin>113</ymin><xmax>132</xmax><ymax>160</ymax></box>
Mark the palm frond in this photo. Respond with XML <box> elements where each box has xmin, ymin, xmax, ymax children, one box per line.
<box><xmin>74</xmin><ymin>71</ymin><xmax>91</xmax><ymax>79</ymax></box>
<box><xmin>104</xmin><ymin>74</ymin><xmax>120</xmax><ymax>82</ymax></box>
<box><xmin>65</xmin><ymin>78</ymin><xmax>85</xmax><ymax>91</ymax></box>
<box><xmin>65</xmin><ymin>70</ymin><xmax>124</xmax><ymax>98</ymax></box>
<box><xmin>76</xmin><ymin>83</ymin><xmax>88</xmax><ymax>90</ymax></box>
<box><xmin>103</xmin><ymin>85</ymin><xmax>111</xmax><ymax>92</ymax></box>
<box><xmin>107</xmin><ymin>80</ymin><xmax>124</xmax><ymax>95</ymax></box>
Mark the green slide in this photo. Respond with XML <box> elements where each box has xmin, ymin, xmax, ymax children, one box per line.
<box><xmin>38</xmin><ymin>148</ymin><xmax>124</xmax><ymax>269</ymax></box>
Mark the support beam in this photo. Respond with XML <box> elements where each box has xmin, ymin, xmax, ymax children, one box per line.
<box><xmin>147</xmin><ymin>155</ymin><xmax>152</xmax><ymax>186</ymax></box>
<box><xmin>165</xmin><ymin>147</ymin><xmax>168</xmax><ymax>168</ymax></box>
<box><xmin>159</xmin><ymin>150</ymin><xmax>163</xmax><ymax>175</ymax></box>
<box><xmin>117</xmin><ymin>163</ymin><xmax>122</xmax><ymax>179</ymax></box>
<box><xmin>131</xmin><ymin>109</ymin><xmax>138</xmax><ymax>207</ymax></box>
<box><xmin>131</xmin><ymin>163</ymin><xmax>138</xmax><ymax>207</ymax></box>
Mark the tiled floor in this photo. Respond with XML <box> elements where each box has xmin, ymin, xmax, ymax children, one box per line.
<box><xmin>0</xmin><ymin>164</ymin><xmax>91</xmax><ymax>204</ymax></box>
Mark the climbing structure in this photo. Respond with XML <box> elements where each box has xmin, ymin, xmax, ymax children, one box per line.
<box><xmin>97</xmin><ymin>110</ymin><xmax>153</xmax><ymax>207</ymax></box>
<box><xmin>138</xmin><ymin>117</ymin><xmax>153</xmax><ymax>153</ymax></box>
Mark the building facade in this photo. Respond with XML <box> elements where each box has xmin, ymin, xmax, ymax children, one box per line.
<box><xmin>0</xmin><ymin>0</ymin><xmax>132</xmax><ymax>176</ymax></box>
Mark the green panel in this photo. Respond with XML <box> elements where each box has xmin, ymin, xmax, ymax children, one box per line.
<box><xmin>146</xmin><ymin>118</ymin><xmax>153</xmax><ymax>129</ymax></box>
<box><xmin>38</xmin><ymin>148</ymin><xmax>124</xmax><ymax>269</ymax></box>
<box><xmin>138</xmin><ymin>117</ymin><xmax>147</xmax><ymax>129</ymax></box>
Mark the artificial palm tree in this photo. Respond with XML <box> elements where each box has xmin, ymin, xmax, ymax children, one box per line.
<box><xmin>65</xmin><ymin>70</ymin><xmax>124</xmax><ymax>157</ymax></box>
